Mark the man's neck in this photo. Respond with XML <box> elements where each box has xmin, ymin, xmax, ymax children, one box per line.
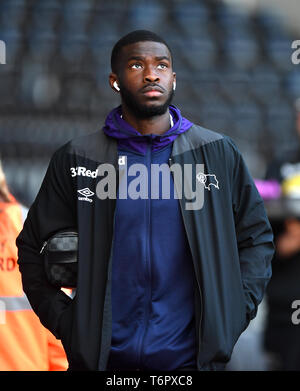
<box><xmin>121</xmin><ymin>105</ymin><xmax>171</xmax><ymax>136</ymax></box>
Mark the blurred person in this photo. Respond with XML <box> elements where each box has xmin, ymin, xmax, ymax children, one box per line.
<box><xmin>263</xmin><ymin>98</ymin><xmax>300</xmax><ymax>370</ymax></box>
<box><xmin>0</xmin><ymin>159</ymin><xmax>68</xmax><ymax>371</ymax></box>
<box><xmin>16</xmin><ymin>30</ymin><xmax>274</xmax><ymax>371</ymax></box>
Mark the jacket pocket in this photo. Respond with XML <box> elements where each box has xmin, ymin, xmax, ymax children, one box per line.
<box><xmin>241</xmin><ymin>289</ymin><xmax>251</xmax><ymax>332</ymax></box>
<box><xmin>229</xmin><ymin>285</ymin><xmax>250</xmax><ymax>353</ymax></box>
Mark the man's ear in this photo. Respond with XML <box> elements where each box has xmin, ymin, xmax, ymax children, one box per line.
<box><xmin>109</xmin><ymin>73</ymin><xmax>120</xmax><ymax>92</ymax></box>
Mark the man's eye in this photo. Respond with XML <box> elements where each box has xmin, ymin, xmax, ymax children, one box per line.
<box><xmin>131</xmin><ymin>64</ymin><xmax>142</xmax><ymax>69</ymax></box>
<box><xmin>158</xmin><ymin>64</ymin><xmax>168</xmax><ymax>69</ymax></box>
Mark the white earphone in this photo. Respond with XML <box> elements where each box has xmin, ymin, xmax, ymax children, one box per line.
<box><xmin>173</xmin><ymin>81</ymin><xmax>176</xmax><ymax>91</ymax></box>
<box><xmin>113</xmin><ymin>81</ymin><xmax>120</xmax><ymax>91</ymax></box>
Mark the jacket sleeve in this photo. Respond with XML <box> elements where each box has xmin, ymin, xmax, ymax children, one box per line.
<box><xmin>230</xmin><ymin>141</ymin><xmax>275</xmax><ymax>323</ymax></box>
<box><xmin>47</xmin><ymin>328</ymin><xmax>69</xmax><ymax>371</ymax></box>
<box><xmin>16</xmin><ymin>145</ymin><xmax>77</xmax><ymax>338</ymax></box>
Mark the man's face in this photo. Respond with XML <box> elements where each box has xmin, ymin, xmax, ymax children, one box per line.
<box><xmin>110</xmin><ymin>41</ymin><xmax>176</xmax><ymax>118</ymax></box>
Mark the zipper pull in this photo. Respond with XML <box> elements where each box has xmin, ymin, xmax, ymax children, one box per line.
<box><xmin>40</xmin><ymin>241</ymin><xmax>47</xmax><ymax>254</ymax></box>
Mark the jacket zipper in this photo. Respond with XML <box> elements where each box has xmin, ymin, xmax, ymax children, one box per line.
<box><xmin>99</xmin><ymin>161</ymin><xmax>120</xmax><ymax>370</ymax></box>
<box><xmin>168</xmin><ymin>156</ymin><xmax>203</xmax><ymax>368</ymax></box>
<box><xmin>99</xmin><ymin>205</ymin><xmax>117</xmax><ymax>370</ymax></box>
<box><xmin>40</xmin><ymin>241</ymin><xmax>47</xmax><ymax>254</ymax></box>
<box><xmin>136</xmin><ymin>138</ymin><xmax>153</xmax><ymax>369</ymax></box>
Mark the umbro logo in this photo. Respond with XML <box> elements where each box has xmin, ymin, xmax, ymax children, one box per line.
<box><xmin>77</xmin><ymin>188</ymin><xmax>94</xmax><ymax>203</ymax></box>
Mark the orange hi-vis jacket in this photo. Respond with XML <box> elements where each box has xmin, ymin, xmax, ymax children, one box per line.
<box><xmin>0</xmin><ymin>194</ymin><xmax>68</xmax><ymax>371</ymax></box>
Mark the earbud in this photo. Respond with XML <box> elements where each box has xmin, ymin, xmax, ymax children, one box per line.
<box><xmin>113</xmin><ymin>81</ymin><xmax>120</xmax><ymax>91</ymax></box>
<box><xmin>173</xmin><ymin>81</ymin><xmax>176</xmax><ymax>91</ymax></box>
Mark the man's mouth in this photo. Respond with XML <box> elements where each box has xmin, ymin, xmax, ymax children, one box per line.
<box><xmin>143</xmin><ymin>90</ymin><xmax>163</xmax><ymax>97</ymax></box>
<box><xmin>141</xmin><ymin>85</ymin><xmax>164</xmax><ymax>97</ymax></box>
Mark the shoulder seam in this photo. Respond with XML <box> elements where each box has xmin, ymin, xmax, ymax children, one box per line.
<box><xmin>172</xmin><ymin>124</ymin><xmax>226</xmax><ymax>156</ymax></box>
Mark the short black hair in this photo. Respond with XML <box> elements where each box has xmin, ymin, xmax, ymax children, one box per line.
<box><xmin>110</xmin><ymin>30</ymin><xmax>172</xmax><ymax>74</ymax></box>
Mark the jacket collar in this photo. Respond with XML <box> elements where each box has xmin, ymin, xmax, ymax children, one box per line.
<box><xmin>102</xmin><ymin>105</ymin><xmax>193</xmax><ymax>155</ymax></box>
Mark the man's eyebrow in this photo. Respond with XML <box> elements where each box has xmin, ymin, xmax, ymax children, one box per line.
<box><xmin>155</xmin><ymin>56</ymin><xmax>170</xmax><ymax>62</ymax></box>
<box><xmin>127</xmin><ymin>56</ymin><xmax>145</xmax><ymax>62</ymax></box>
<box><xmin>127</xmin><ymin>55</ymin><xmax>171</xmax><ymax>62</ymax></box>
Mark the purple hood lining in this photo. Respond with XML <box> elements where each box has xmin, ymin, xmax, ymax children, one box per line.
<box><xmin>102</xmin><ymin>105</ymin><xmax>193</xmax><ymax>154</ymax></box>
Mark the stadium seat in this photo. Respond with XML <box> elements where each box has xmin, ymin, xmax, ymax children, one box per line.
<box><xmin>0</xmin><ymin>0</ymin><xmax>298</xmax><ymax>184</ymax></box>
<box><xmin>224</xmin><ymin>36</ymin><xmax>260</xmax><ymax>70</ymax></box>
<box><xmin>219</xmin><ymin>68</ymin><xmax>252</xmax><ymax>103</ymax></box>
<box><xmin>198</xmin><ymin>97</ymin><xmax>233</xmax><ymax>136</ymax></box>
<box><xmin>266</xmin><ymin>98</ymin><xmax>295</xmax><ymax>138</ymax></box>
<box><xmin>172</xmin><ymin>1</ymin><xmax>211</xmax><ymax>38</ymax></box>
<box><xmin>249</xmin><ymin>64</ymin><xmax>282</xmax><ymax>103</ymax></box>
<box><xmin>285</xmin><ymin>69</ymin><xmax>300</xmax><ymax>99</ymax></box>
<box><xmin>267</xmin><ymin>37</ymin><xmax>294</xmax><ymax>72</ymax></box>
<box><xmin>232</xmin><ymin>99</ymin><xmax>264</xmax><ymax>145</ymax></box>
<box><xmin>127</xmin><ymin>0</ymin><xmax>167</xmax><ymax>33</ymax></box>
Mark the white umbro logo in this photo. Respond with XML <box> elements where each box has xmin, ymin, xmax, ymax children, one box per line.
<box><xmin>77</xmin><ymin>188</ymin><xmax>94</xmax><ymax>203</ymax></box>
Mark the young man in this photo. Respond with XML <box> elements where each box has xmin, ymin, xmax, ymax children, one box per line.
<box><xmin>17</xmin><ymin>30</ymin><xmax>274</xmax><ymax>371</ymax></box>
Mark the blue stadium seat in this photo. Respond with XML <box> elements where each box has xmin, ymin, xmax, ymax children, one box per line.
<box><xmin>172</xmin><ymin>0</ymin><xmax>211</xmax><ymax>37</ymax></box>
<box><xmin>216</xmin><ymin>4</ymin><xmax>253</xmax><ymax>33</ymax></box>
<box><xmin>219</xmin><ymin>68</ymin><xmax>251</xmax><ymax>103</ymax></box>
<box><xmin>59</xmin><ymin>32</ymin><xmax>88</xmax><ymax>63</ymax></box>
<box><xmin>266</xmin><ymin>37</ymin><xmax>294</xmax><ymax>71</ymax></box>
<box><xmin>191</xmin><ymin>68</ymin><xmax>222</xmax><ymax>103</ymax></box>
<box><xmin>27</xmin><ymin>31</ymin><xmax>57</xmax><ymax>62</ymax></box>
<box><xmin>257</xmin><ymin>11</ymin><xmax>289</xmax><ymax>40</ymax></box>
<box><xmin>31</xmin><ymin>0</ymin><xmax>61</xmax><ymax>34</ymax></box>
<box><xmin>285</xmin><ymin>69</ymin><xmax>300</xmax><ymax>99</ymax></box>
<box><xmin>0</xmin><ymin>0</ymin><xmax>26</xmax><ymax>30</ymax></box>
<box><xmin>127</xmin><ymin>0</ymin><xmax>167</xmax><ymax>33</ymax></box>
<box><xmin>232</xmin><ymin>99</ymin><xmax>263</xmax><ymax>141</ymax></box>
<box><xmin>224</xmin><ymin>36</ymin><xmax>260</xmax><ymax>70</ymax></box>
<box><xmin>198</xmin><ymin>97</ymin><xmax>233</xmax><ymax>135</ymax></box>
<box><xmin>0</xmin><ymin>73</ymin><xmax>16</xmax><ymax>108</ymax></box>
<box><xmin>179</xmin><ymin>36</ymin><xmax>218</xmax><ymax>70</ymax></box>
<box><xmin>249</xmin><ymin>64</ymin><xmax>281</xmax><ymax>103</ymax></box>
<box><xmin>61</xmin><ymin>0</ymin><xmax>93</xmax><ymax>35</ymax></box>
<box><xmin>62</xmin><ymin>76</ymin><xmax>93</xmax><ymax>112</ymax></box>
<box><xmin>265</xmin><ymin>97</ymin><xmax>297</xmax><ymax>153</ymax></box>
<box><xmin>89</xmin><ymin>24</ymin><xmax>119</xmax><ymax>66</ymax></box>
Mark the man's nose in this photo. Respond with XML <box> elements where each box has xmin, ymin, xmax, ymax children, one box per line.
<box><xmin>144</xmin><ymin>66</ymin><xmax>160</xmax><ymax>83</ymax></box>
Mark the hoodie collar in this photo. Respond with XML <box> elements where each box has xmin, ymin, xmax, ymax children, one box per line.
<box><xmin>102</xmin><ymin>105</ymin><xmax>193</xmax><ymax>155</ymax></box>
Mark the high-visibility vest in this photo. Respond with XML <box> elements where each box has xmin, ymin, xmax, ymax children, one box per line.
<box><xmin>0</xmin><ymin>195</ymin><xmax>68</xmax><ymax>371</ymax></box>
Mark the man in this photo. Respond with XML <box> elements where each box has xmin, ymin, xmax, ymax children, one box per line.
<box><xmin>0</xmin><ymin>160</ymin><xmax>68</xmax><ymax>370</ymax></box>
<box><xmin>17</xmin><ymin>30</ymin><xmax>274</xmax><ymax>371</ymax></box>
<box><xmin>262</xmin><ymin>98</ymin><xmax>300</xmax><ymax>370</ymax></box>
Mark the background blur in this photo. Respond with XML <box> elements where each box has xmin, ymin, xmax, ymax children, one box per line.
<box><xmin>1</xmin><ymin>0</ymin><xmax>300</xmax><ymax>371</ymax></box>
<box><xmin>0</xmin><ymin>0</ymin><xmax>300</xmax><ymax>206</ymax></box>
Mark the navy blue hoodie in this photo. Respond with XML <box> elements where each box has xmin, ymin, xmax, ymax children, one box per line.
<box><xmin>103</xmin><ymin>105</ymin><xmax>197</xmax><ymax>370</ymax></box>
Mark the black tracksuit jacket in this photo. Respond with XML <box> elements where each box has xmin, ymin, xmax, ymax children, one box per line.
<box><xmin>16</xmin><ymin>124</ymin><xmax>274</xmax><ymax>370</ymax></box>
